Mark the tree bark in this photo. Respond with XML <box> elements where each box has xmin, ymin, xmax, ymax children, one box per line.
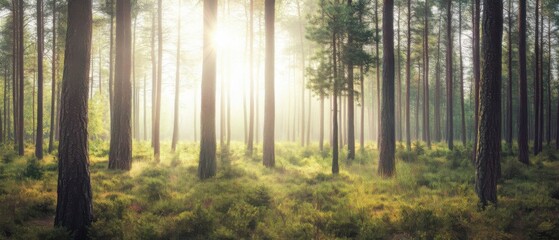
<box><xmin>199</xmin><ymin>0</ymin><xmax>218</xmax><ymax>179</ymax></box>
<box><xmin>54</xmin><ymin>0</ymin><xmax>93</xmax><ymax>237</ymax></box>
<box><xmin>17</xmin><ymin>0</ymin><xmax>24</xmax><ymax>156</ymax></box>
<box><xmin>247</xmin><ymin>0</ymin><xmax>255</xmax><ymax>153</ymax></box>
<box><xmin>434</xmin><ymin>14</ymin><xmax>442</xmax><ymax>142</ymax></box>
<box><xmin>332</xmin><ymin>33</ymin><xmax>339</xmax><ymax>174</ymax></box>
<box><xmin>108</xmin><ymin>0</ymin><xmax>132</xmax><ymax>171</ymax></box>
<box><xmin>347</xmin><ymin>0</ymin><xmax>355</xmax><ymax>160</ymax></box>
<box><xmin>423</xmin><ymin>0</ymin><xmax>430</xmax><ymax>148</ymax></box>
<box><xmin>506</xmin><ymin>0</ymin><xmax>513</xmax><ymax>150</ymax></box>
<box><xmin>475</xmin><ymin>0</ymin><xmax>502</xmax><ymax>208</ymax></box>
<box><xmin>36</xmin><ymin>0</ymin><xmax>44</xmax><ymax>159</ymax></box>
<box><xmin>458</xmin><ymin>1</ymin><xmax>466</xmax><ymax>145</ymax></box>
<box><xmin>378</xmin><ymin>0</ymin><xmax>395</xmax><ymax>177</ymax></box>
<box><xmin>446</xmin><ymin>0</ymin><xmax>453</xmax><ymax>150</ymax></box>
<box><xmin>472</xmin><ymin>0</ymin><xmax>480</xmax><ymax>160</ymax></box>
<box><xmin>263</xmin><ymin>0</ymin><xmax>275</xmax><ymax>168</ymax></box>
<box><xmin>518</xmin><ymin>0</ymin><xmax>529</xmax><ymax>163</ymax></box>
<box><xmin>534</xmin><ymin>0</ymin><xmax>540</xmax><ymax>155</ymax></box>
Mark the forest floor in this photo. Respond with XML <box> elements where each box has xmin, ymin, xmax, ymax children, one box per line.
<box><xmin>0</xmin><ymin>141</ymin><xmax>558</xmax><ymax>240</ymax></box>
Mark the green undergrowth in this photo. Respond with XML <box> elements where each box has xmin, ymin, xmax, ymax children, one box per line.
<box><xmin>0</xmin><ymin>141</ymin><xmax>558</xmax><ymax>239</ymax></box>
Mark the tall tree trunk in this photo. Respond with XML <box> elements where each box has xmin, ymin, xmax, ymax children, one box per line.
<box><xmin>375</xmin><ymin>0</ymin><xmax>380</xmax><ymax>146</ymax></box>
<box><xmin>506</xmin><ymin>0</ymin><xmax>513</xmax><ymax>150</ymax></box>
<box><xmin>17</xmin><ymin>0</ymin><xmax>23</xmax><ymax>156</ymax></box>
<box><xmin>534</xmin><ymin>0</ymin><xmax>540</xmax><ymax>155</ymax></box>
<box><xmin>36</xmin><ymin>0</ymin><xmax>44</xmax><ymax>159</ymax></box>
<box><xmin>263</xmin><ymin>0</ymin><xmax>275</xmax><ymax>168</ymax></box>
<box><xmin>472</xmin><ymin>0</ymin><xmax>480</xmax><ymax>161</ymax></box>
<box><xmin>346</xmin><ymin>0</ymin><xmax>355</xmax><ymax>160</ymax></box>
<box><xmin>538</xmin><ymin>14</ymin><xmax>543</xmax><ymax>152</ymax></box>
<box><xmin>247</xmin><ymin>0</ymin><xmax>255</xmax><ymax>153</ymax></box>
<box><xmin>405</xmin><ymin>0</ymin><xmax>411</xmax><ymax>150</ymax></box>
<box><xmin>458</xmin><ymin>1</ymin><xmax>466</xmax><ymax>145</ymax></box>
<box><xmin>378</xmin><ymin>0</ymin><xmax>395</xmax><ymax>177</ymax></box>
<box><xmin>143</xmin><ymin>76</ymin><xmax>147</xmax><ymax>140</ymax></box>
<box><xmin>416</xmin><ymin>61</ymin><xmax>421</xmax><ymax>141</ymax></box>
<box><xmin>154</xmin><ymin>0</ymin><xmax>163</xmax><ymax>161</ymax></box>
<box><xmin>132</xmin><ymin>16</ymin><xmax>138</xmax><ymax>140</ymax></box>
<box><xmin>320</xmin><ymin>95</ymin><xmax>325</xmax><ymax>151</ymax></box>
<box><xmin>518</xmin><ymin>0</ymin><xmax>528</xmax><ymax>163</ymax></box>
<box><xmin>446</xmin><ymin>0</ymin><xmax>453</xmax><ymax>150</ymax></box>
<box><xmin>434</xmin><ymin>14</ymin><xmax>442</xmax><ymax>142</ymax></box>
<box><xmin>108</xmin><ymin>0</ymin><xmax>132</xmax><ymax>171</ymax></box>
<box><xmin>150</xmin><ymin>10</ymin><xmax>156</xmax><ymax>146</ymax></box>
<box><xmin>199</xmin><ymin>0</ymin><xmax>218</xmax><ymax>179</ymax></box>
<box><xmin>423</xmin><ymin>0</ymin><xmax>430</xmax><ymax>148</ymax></box>
<box><xmin>332</xmin><ymin>33</ymin><xmax>339</xmax><ymax>174</ymax></box>
<box><xmin>12</xmin><ymin>0</ymin><xmax>18</xmax><ymax>148</ymax></box>
<box><xmin>546</xmin><ymin>17</ymin><xmax>551</xmax><ymax>146</ymax></box>
<box><xmin>109</xmin><ymin>0</ymin><xmax>114</xmax><ymax>127</ymax></box>
<box><xmin>360</xmin><ymin>65</ymin><xmax>365</xmax><ymax>150</ymax></box>
<box><xmin>171</xmin><ymin>2</ymin><xmax>182</xmax><ymax>152</ymax></box>
<box><xmin>396</xmin><ymin>3</ymin><xmax>401</xmax><ymax>142</ymax></box>
<box><xmin>54</xmin><ymin>0</ymin><xmax>93</xmax><ymax>237</ymax></box>
<box><xmin>475</xmin><ymin>0</ymin><xmax>502</xmax><ymax>208</ymax></box>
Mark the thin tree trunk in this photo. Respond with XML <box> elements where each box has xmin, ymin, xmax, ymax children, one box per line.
<box><xmin>475</xmin><ymin>0</ymin><xmax>502</xmax><ymax>208</ymax></box>
<box><xmin>396</xmin><ymin>3</ymin><xmax>401</xmax><ymax>142</ymax></box>
<box><xmin>36</xmin><ymin>0</ymin><xmax>44</xmax><ymax>159</ymax></box>
<box><xmin>171</xmin><ymin>2</ymin><xmax>181</xmax><ymax>152</ymax></box>
<box><xmin>472</xmin><ymin>0</ymin><xmax>480</xmax><ymax>160</ymax></box>
<box><xmin>423</xmin><ymin>0</ymin><xmax>430</xmax><ymax>148</ymax></box>
<box><xmin>151</xmin><ymin>9</ymin><xmax>156</xmax><ymax>147</ymax></box>
<box><xmin>109</xmin><ymin>0</ymin><xmax>114</xmax><ymax>127</ymax></box>
<box><xmin>458</xmin><ymin>1</ymin><xmax>466</xmax><ymax>145</ymax></box>
<box><xmin>247</xmin><ymin>0</ymin><xmax>254</xmax><ymax>153</ymax></box>
<box><xmin>518</xmin><ymin>0</ymin><xmax>529</xmax><ymax>163</ymax></box>
<box><xmin>17</xmin><ymin>0</ymin><xmax>24</xmax><ymax>156</ymax></box>
<box><xmin>405</xmin><ymin>0</ymin><xmax>411</xmax><ymax>150</ymax></box>
<box><xmin>320</xmin><ymin>95</ymin><xmax>325</xmax><ymax>151</ymax></box>
<box><xmin>506</xmin><ymin>0</ymin><xmax>513</xmax><ymax>150</ymax></box>
<box><xmin>154</xmin><ymin>0</ymin><xmax>163</xmax><ymax>161</ymax></box>
<box><xmin>54</xmin><ymin>0</ymin><xmax>93</xmax><ymax>237</ymax></box>
<box><xmin>446</xmin><ymin>0</ymin><xmax>453</xmax><ymax>150</ymax></box>
<box><xmin>546</xmin><ymin>17</ymin><xmax>551</xmax><ymax>145</ymax></box>
<box><xmin>434</xmin><ymin>14</ymin><xmax>442</xmax><ymax>142</ymax></box>
<box><xmin>375</xmin><ymin>0</ymin><xmax>381</xmax><ymax>146</ymax></box>
<box><xmin>360</xmin><ymin>65</ymin><xmax>365</xmax><ymax>150</ymax></box>
<box><xmin>332</xmin><ymin>33</ymin><xmax>339</xmax><ymax>174</ymax></box>
<box><xmin>263</xmin><ymin>0</ymin><xmax>275</xmax><ymax>168</ymax></box>
<box><xmin>534</xmin><ymin>0</ymin><xmax>540</xmax><ymax>155</ymax></box>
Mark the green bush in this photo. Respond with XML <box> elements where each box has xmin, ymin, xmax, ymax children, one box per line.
<box><xmin>399</xmin><ymin>206</ymin><xmax>441</xmax><ymax>239</ymax></box>
<box><xmin>139</xmin><ymin>178</ymin><xmax>169</xmax><ymax>201</ymax></box>
<box><xmin>246</xmin><ymin>186</ymin><xmax>272</xmax><ymax>208</ymax></box>
<box><xmin>171</xmin><ymin>207</ymin><xmax>215</xmax><ymax>239</ymax></box>
<box><xmin>37</xmin><ymin>228</ymin><xmax>71</xmax><ymax>240</ymax></box>
<box><xmin>23</xmin><ymin>158</ymin><xmax>44</xmax><ymax>180</ymax></box>
<box><xmin>327</xmin><ymin>211</ymin><xmax>360</xmax><ymax>238</ymax></box>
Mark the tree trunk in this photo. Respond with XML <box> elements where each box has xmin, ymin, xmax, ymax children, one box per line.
<box><xmin>17</xmin><ymin>0</ymin><xmax>24</xmax><ymax>156</ymax></box>
<box><xmin>199</xmin><ymin>0</ymin><xmax>218</xmax><ymax>179</ymax></box>
<box><xmin>360</xmin><ymin>65</ymin><xmax>365</xmax><ymax>150</ymax></box>
<box><xmin>423</xmin><ymin>0</ymin><xmax>430</xmax><ymax>148</ymax></box>
<box><xmin>375</xmin><ymin>0</ymin><xmax>381</xmax><ymax>146</ymax></box>
<box><xmin>150</xmin><ymin>10</ymin><xmax>156</xmax><ymax>146</ymax></box>
<box><xmin>247</xmin><ymin>0</ymin><xmax>255</xmax><ymax>153</ymax></box>
<box><xmin>458</xmin><ymin>1</ymin><xmax>466</xmax><ymax>145</ymax></box>
<box><xmin>446</xmin><ymin>0</ymin><xmax>453</xmax><ymax>150</ymax></box>
<box><xmin>546</xmin><ymin>17</ymin><xmax>551</xmax><ymax>146</ymax></box>
<box><xmin>346</xmin><ymin>0</ymin><xmax>355</xmax><ymax>160</ymax></box>
<box><xmin>472</xmin><ymin>0</ymin><xmax>480</xmax><ymax>161</ymax></box>
<box><xmin>534</xmin><ymin>0</ymin><xmax>540</xmax><ymax>155</ymax></box>
<box><xmin>405</xmin><ymin>0</ymin><xmax>411</xmax><ymax>150</ymax></box>
<box><xmin>332</xmin><ymin>33</ymin><xmax>339</xmax><ymax>174</ymax></box>
<box><xmin>12</xmin><ymin>0</ymin><xmax>18</xmax><ymax>148</ymax></box>
<box><xmin>54</xmin><ymin>0</ymin><xmax>94</xmax><ymax>237</ymax></box>
<box><xmin>109</xmin><ymin>0</ymin><xmax>114</xmax><ymax>127</ymax></box>
<box><xmin>434</xmin><ymin>14</ymin><xmax>442</xmax><ymax>142</ymax></box>
<box><xmin>518</xmin><ymin>0</ymin><xmax>529</xmax><ymax>163</ymax></box>
<box><xmin>320</xmin><ymin>95</ymin><xmax>324</xmax><ymax>151</ymax></box>
<box><xmin>475</xmin><ymin>0</ymin><xmax>502</xmax><ymax>208</ymax></box>
<box><xmin>378</xmin><ymin>0</ymin><xmax>395</xmax><ymax>177</ymax></box>
<box><xmin>396</xmin><ymin>3</ymin><xmax>402</xmax><ymax>142</ymax></box>
<box><xmin>153</xmin><ymin>0</ymin><xmax>163</xmax><ymax>161</ymax></box>
<box><xmin>171</xmin><ymin>2</ymin><xmax>182</xmax><ymax>152</ymax></box>
<box><xmin>506</xmin><ymin>0</ymin><xmax>513</xmax><ymax>150</ymax></box>
<box><xmin>143</xmin><ymin>75</ymin><xmax>147</xmax><ymax>140</ymax></box>
<box><xmin>36</xmin><ymin>0</ymin><xmax>44</xmax><ymax>159</ymax></box>
<box><xmin>263</xmin><ymin>0</ymin><xmax>275</xmax><ymax>168</ymax></box>
<box><xmin>108</xmin><ymin>0</ymin><xmax>132</xmax><ymax>171</ymax></box>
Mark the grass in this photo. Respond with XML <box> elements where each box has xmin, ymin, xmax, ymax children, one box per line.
<box><xmin>0</xmin><ymin>141</ymin><xmax>558</xmax><ymax>239</ymax></box>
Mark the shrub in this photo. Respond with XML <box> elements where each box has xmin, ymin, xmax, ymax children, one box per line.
<box><xmin>23</xmin><ymin>158</ymin><xmax>44</xmax><ymax>180</ymax></box>
<box><xmin>327</xmin><ymin>211</ymin><xmax>360</xmax><ymax>238</ymax></box>
<box><xmin>171</xmin><ymin>207</ymin><xmax>215</xmax><ymax>239</ymax></box>
<box><xmin>2</xmin><ymin>150</ymin><xmax>17</xmax><ymax>164</ymax></box>
<box><xmin>246</xmin><ymin>186</ymin><xmax>272</xmax><ymax>208</ymax></box>
<box><xmin>399</xmin><ymin>206</ymin><xmax>440</xmax><ymax>239</ymax></box>
<box><xmin>37</xmin><ymin>228</ymin><xmax>71</xmax><ymax>240</ymax></box>
<box><xmin>139</xmin><ymin>178</ymin><xmax>169</xmax><ymax>201</ymax></box>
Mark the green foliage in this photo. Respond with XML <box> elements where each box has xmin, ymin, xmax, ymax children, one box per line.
<box><xmin>23</xmin><ymin>157</ymin><xmax>44</xmax><ymax>180</ymax></box>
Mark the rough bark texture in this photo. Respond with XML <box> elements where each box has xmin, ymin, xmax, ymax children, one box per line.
<box><xmin>347</xmin><ymin>0</ymin><xmax>355</xmax><ymax>160</ymax></box>
<box><xmin>263</xmin><ymin>0</ymin><xmax>275</xmax><ymax>168</ymax></box>
<box><xmin>54</xmin><ymin>0</ymin><xmax>94</xmax><ymax>238</ymax></box>
<box><xmin>458</xmin><ymin>1</ymin><xmax>466</xmax><ymax>145</ymax></box>
<box><xmin>475</xmin><ymin>0</ymin><xmax>502</xmax><ymax>208</ymax></box>
<box><xmin>423</xmin><ymin>0</ymin><xmax>430</xmax><ymax>148</ymax></box>
<box><xmin>332</xmin><ymin>33</ymin><xmax>339</xmax><ymax>174</ymax></box>
<box><xmin>434</xmin><ymin>15</ymin><xmax>442</xmax><ymax>142</ymax></box>
<box><xmin>378</xmin><ymin>0</ymin><xmax>395</xmax><ymax>177</ymax></box>
<box><xmin>506</xmin><ymin>0</ymin><xmax>513</xmax><ymax>150</ymax></box>
<box><xmin>17</xmin><ymin>0</ymin><xmax>24</xmax><ymax>156</ymax></box>
<box><xmin>36</xmin><ymin>0</ymin><xmax>44</xmax><ymax>159</ymax></box>
<box><xmin>518</xmin><ymin>0</ymin><xmax>528</xmax><ymax>163</ymax></box>
<box><xmin>199</xmin><ymin>0</ymin><xmax>218</xmax><ymax>179</ymax></box>
<box><xmin>445</xmin><ymin>0</ymin><xmax>453</xmax><ymax>150</ymax></box>
<box><xmin>108</xmin><ymin>0</ymin><xmax>132</xmax><ymax>171</ymax></box>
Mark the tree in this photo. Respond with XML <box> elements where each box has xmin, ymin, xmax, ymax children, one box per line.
<box><xmin>54</xmin><ymin>0</ymin><xmax>93</xmax><ymax>237</ymax></box>
<box><xmin>475</xmin><ymin>0</ymin><xmax>502</xmax><ymax>208</ymax></box>
<box><xmin>199</xmin><ymin>0</ymin><xmax>217</xmax><ymax>179</ymax></box>
<box><xmin>378</xmin><ymin>0</ymin><xmax>395</xmax><ymax>177</ymax></box>
<box><xmin>472</xmin><ymin>0</ymin><xmax>480</xmax><ymax>161</ymax></box>
<box><xmin>153</xmin><ymin>0</ymin><xmax>163</xmax><ymax>161</ymax></box>
<box><xmin>247</xmin><ymin>0</ymin><xmax>254</xmax><ymax>154</ymax></box>
<box><xmin>423</xmin><ymin>0</ymin><xmax>430</xmax><ymax>148</ymax></box>
<box><xmin>434</xmin><ymin>14</ymin><xmax>442</xmax><ymax>142</ymax></box>
<box><xmin>263</xmin><ymin>0</ymin><xmax>275</xmax><ymax>168</ymax></box>
<box><xmin>48</xmin><ymin>0</ymin><xmax>57</xmax><ymax>153</ymax></box>
<box><xmin>405</xmin><ymin>0</ymin><xmax>411</xmax><ymax>150</ymax></box>
<box><xmin>108</xmin><ymin>0</ymin><xmax>132</xmax><ymax>170</ymax></box>
<box><xmin>506</xmin><ymin>0</ymin><xmax>513</xmax><ymax>150</ymax></box>
<box><xmin>445</xmin><ymin>0</ymin><xmax>453</xmax><ymax>150</ymax></box>
<box><xmin>347</xmin><ymin>0</ymin><xmax>355</xmax><ymax>161</ymax></box>
<box><xmin>534</xmin><ymin>0</ymin><xmax>540</xmax><ymax>155</ymax></box>
<box><xmin>36</xmin><ymin>0</ymin><xmax>44</xmax><ymax>159</ymax></box>
<box><xmin>518</xmin><ymin>0</ymin><xmax>529</xmax><ymax>164</ymax></box>
<box><xmin>16</xmin><ymin>0</ymin><xmax>24</xmax><ymax>156</ymax></box>
<box><xmin>171</xmin><ymin>0</ymin><xmax>182</xmax><ymax>152</ymax></box>
<box><xmin>458</xmin><ymin>0</ymin><xmax>466</xmax><ymax>145</ymax></box>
